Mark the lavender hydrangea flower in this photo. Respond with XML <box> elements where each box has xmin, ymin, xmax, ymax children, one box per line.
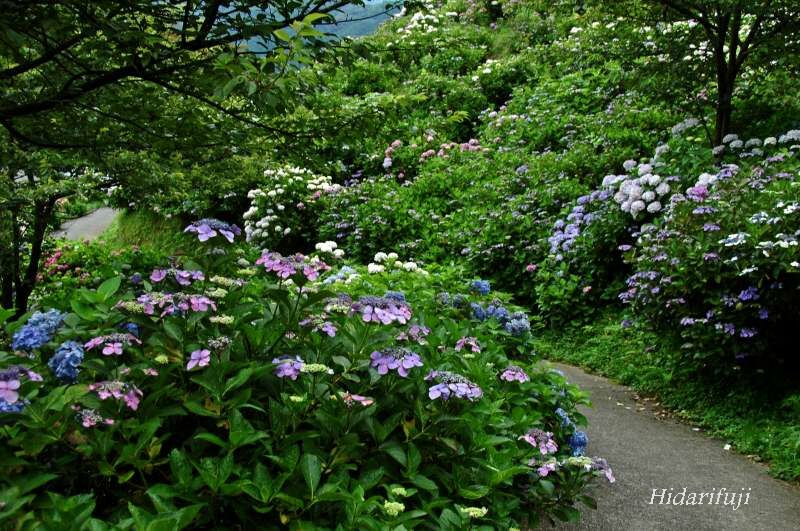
<box><xmin>256</xmin><ymin>251</ymin><xmax>330</xmax><ymax>281</ymax></box>
<box><xmin>351</xmin><ymin>295</ymin><xmax>412</xmax><ymax>325</ymax></box>
<box><xmin>186</xmin><ymin>349</ymin><xmax>211</xmax><ymax>370</ymax></box>
<box><xmin>85</xmin><ymin>333</ymin><xmax>141</xmax><ymax>356</ymax></box>
<box><xmin>370</xmin><ymin>348</ymin><xmax>423</xmax><ymax>377</ymax></box>
<box><xmin>150</xmin><ymin>268</ymin><xmax>205</xmax><ymax>286</ymax></box>
<box><xmin>273</xmin><ymin>356</ymin><xmax>304</xmax><ymax>380</ymax></box>
<box><xmin>425</xmin><ymin>370</ymin><xmax>482</xmax><ymax>401</ymax></box>
<box><xmin>500</xmin><ymin>365</ymin><xmax>529</xmax><ymax>383</ymax></box>
<box><xmin>184</xmin><ymin>218</ymin><xmax>241</xmax><ymax>243</ymax></box>
<box><xmin>520</xmin><ymin>428</ymin><xmax>558</xmax><ymax>455</ymax></box>
<box><xmin>455</xmin><ymin>336</ymin><xmax>481</xmax><ymax>353</ymax></box>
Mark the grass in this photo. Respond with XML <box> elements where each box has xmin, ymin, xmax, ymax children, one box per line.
<box><xmin>533</xmin><ymin>312</ymin><xmax>800</xmax><ymax>482</ymax></box>
<box><xmin>101</xmin><ymin>209</ymin><xmax>192</xmax><ymax>252</ymax></box>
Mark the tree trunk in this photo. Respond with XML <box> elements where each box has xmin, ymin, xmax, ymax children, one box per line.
<box><xmin>714</xmin><ymin>81</ymin><xmax>733</xmax><ymax>145</ymax></box>
<box><xmin>13</xmin><ymin>198</ymin><xmax>54</xmax><ymax>317</ymax></box>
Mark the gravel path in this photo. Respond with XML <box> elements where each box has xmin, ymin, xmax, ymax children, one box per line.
<box><xmin>548</xmin><ymin>362</ymin><xmax>800</xmax><ymax>531</ymax></box>
<box><xmin>53</xmin><ymin>207</ymin><xmax>118</xmax><ymax>240</ymax></box>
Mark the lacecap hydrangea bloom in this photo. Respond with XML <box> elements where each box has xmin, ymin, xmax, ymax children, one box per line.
<box><xmin>370</xmin><ymin>348</ymin><xmax>423</xmax><ymax>377</ymax></box>
<box><xmin>184</xmin><ymin>218</ymin><xmax>241</xmax><ymax>243</ymax></box>
<box><xmin>425</xmin><ymin>370</ymin><xmax>483</xmax><ymax>401</ymax></box>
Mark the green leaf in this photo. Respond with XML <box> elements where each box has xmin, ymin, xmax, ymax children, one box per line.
<box><xmin>273</xmin><ymin>29</ymin><xmax>292</xmax><ymax>42</ymax></box>
<box><xmin>410</xmin><ymin>474</ymin><xmax>438</xmax><ymax>491</ymax></box>
<box><xmin>458</xmin><ymin>484</ymin><xmax>489</xmax><ymax>499</ymax></box>
<box><xmin>381</xmin><ymin>443</ymin><xmax>406</xmax><ymax>467</ymax></box>
<box><xmin>97</xmin><ymin>277</ymin><xmax>121</xmax><ymax>300</ymax></box>
<box><xmin>224</xmin><ymin>367</ymin><xmax>254</xmax><ymax>396</ymax></box>
<box><xmin>299</xmin><ymin>454</ymin><xmax>322</xmax><ymax>498</ymax></box>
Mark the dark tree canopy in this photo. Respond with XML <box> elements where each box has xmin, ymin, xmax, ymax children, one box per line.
<box><xmin>0</xmin><ymin>0</ymin><xmax>363</xmax><ymax>151</ymax></box>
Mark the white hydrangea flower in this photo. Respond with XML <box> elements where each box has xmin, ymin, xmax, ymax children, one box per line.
<box><xmin>646</xmin><ymin>201</ymin><xmax>662</xmax><ymax>213</ymax></box>
<box><xmin>722</xmin><ymin>133</ymin><xmax>739</xmax><ymax>144</ymax></box>
<box><xmin>367</xmin><ymin>263</ymin><xmax>385</xmax><ymax>274</ymax></box>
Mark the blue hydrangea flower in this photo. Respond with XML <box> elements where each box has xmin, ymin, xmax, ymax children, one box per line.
<box><xmin>470</xmin><ymin>279</ymin><xmax>491</xmax><ymax>295</ymax></box>
<box><xmin>384</xmin><ymin>291</ymin><xmax>406</xmax><ymax>302</ymax></box>
<box><xmin>485</xmin><ymin>304</ymin><xmax>510</xmax><ymax>322</ymax></box>
<box><xmin>504</xmin><ymin>312</ymin><xmax>531</xmax><ymax>336</ymax></box>
<box><xmin>11</xmin><ymin>310</ymin><xmax>65</xmax><ymax>351</ymax></box>
<box><xmin>471</xmin><ymin>303</ymin><xmax>487</xmax><ymax>321</ymax></box>
<box><xmin>555</xmin><ymin>407</ymin><xmax>576</xmax><ymax>429</ymax></box>
<box><xmin>0</xmin><ymin>399</ymin><xmax>27</xmax><ymax>413</ymax></box>
<box><xmin>568</xmin><ymin>431</ymin><xmax>589</xmax><ymax>456</ymax></box>
<box><xmin>48</xmin><ymin>341</ymin><xmax>85</xmax><ymax>383</ymax></box>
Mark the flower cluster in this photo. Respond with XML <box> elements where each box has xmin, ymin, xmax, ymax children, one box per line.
<box><xmin>470</xmin><ymin>279</ymin><xmax>491</xmax><ymax>295</ymax></box>
<box><xmin>314</xmin><ymin>240</ymin><xmax>345</xmax><ymax>259</ymax></box>
<box><xmin>322</xmin><ymin>265</ymin><xmax>359</xmax><ymax>285</ymax></box>
<box><xmin>48</xmin><ymin>341</ymin><xmax>85</xmax><ymax>382</ymax></box>
<box><xmin>132</xmin><ymin>292</ymin><xmax>217</xmax><ymax>317</ymax></box>
<box><xmin>300</xmin><ymin>314</ymin><xmax>337</xmax><ymax>337</ymax></box>
<box><xmin>273</xmin><ymin>356</ymin><xmax>304</xmax><ymax>380</ymax></box>
<box><xmin>88</xmin><ymin>381</ymin><xmax>143</xmax><ymax>410</ymax></box>
<box><xmin>519</xmin><ymin>428</ymin><xmax>558</xmax><ymax>455</ymax></box>
<box><xmin>499</xmin><ymin>365</ymin><xmax>529</xmax><ymax>383</ymax></box>
<box><xmin>367</xmin><ymin>251</ymin><xmax>425</xmax><ymax>274</ymax></box>
<box><xmin>85</xmin><ymin>333</ymin><xmax>142</xmax><ymax>356</ymax></box>
<box><xmin>11</xmin><ymin>309</ymin><xmax>65</xmax><ymax>352</ymax></box>
<box><xmin>150</xmin><ymin>268</ymin><xmax>205</xmax><ymax>286</ymax></box>
<box><xmin>604</xmin><ymin>162</ymin><xmax>672</xmax><ymax>218</ymax></box>
<box><xmin>454</xmin><ymin>336</ymin><xmax>481</xmax><ymax>353</ymax></box>
<box><xmin>348</xmin><ymin>295</ymin><xmax>413</xmax><ymax>325</ymax></box>
<box><xmin>72</xmin><ymin>406</ymin><xmax>115</xmax><ymax>428</ymax></box>
<box><xmin>396</xmin><ymin>324</ymin><xmax>431</xmax><ymax>344</ymax></box>
<box><xmin>547</xmin><ymin>189</ymin><xmax>612</xmax><ymax>258</ymax></box>
<box><xmin>256</xmin><ymin>251</ymin><xmax>330</xmax><ymax>282</ymax></box>
<box><xmin>244</xmin><ymin>165</ymin><xmax>340</xmax><ymax>246</ymax></box>
<box><xmin>184</xmin><ymin>218</ymin><xmax>241</xmax><ymax>243</ymax></box>
<box><xmin>370</xmin><ymin>348</ymin><xmax>424</xmax><ymax>377</ymax></box>
<box><xmin>0</xmin><ymin>366</ymin><xmax>42</xmax><ymax>408</ymax></box>
<box><xmin>425</xmin><ymin>371</ymin><xmax>483</xmax><ymax>401</ymax></box>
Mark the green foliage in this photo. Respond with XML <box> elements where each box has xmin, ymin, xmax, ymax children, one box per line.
<box><xmin>1</xmin><ymin>243</ymin><xmax>611</xmax><ymax>527</ymax></box>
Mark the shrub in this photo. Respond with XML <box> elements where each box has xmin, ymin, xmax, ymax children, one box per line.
<box><xmin>0</xmin><ymin>223</ymin><xmax>612</xmax><ymax>528</ymax></box>
<box><xmin>243</xmin><ymin>165</ymin><xmax>342</xmax><ymax>252</ymax></box>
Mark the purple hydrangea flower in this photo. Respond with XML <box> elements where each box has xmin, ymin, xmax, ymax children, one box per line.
<box><xmin>425</xmin><ymin>370</ymin><xmax>482</xmax><ymax>401</ymax></box>
<box><xmin>500</xmin><ymin>365</ymin><xmax>529</xmax><ymax>383</ymax></box>
<box><xmin>370</xmin><ymin>348</ymin><xmax>423</xmax><ymax>377</ymax></box>
<box><xmin>273</xmin><ymin>356</ymin><xmax>304</xmax><ymax>380</ymax></box>
<box><xmin>520</xmin><ymin>428</ymin><xmax>558</xmax><ymax>455</ymax></box>
<box><xmin>187</xmin><ymin>349</ymin><xmax>211</xmax><ymax>370</ymax></box>
<box><xmin>184</xmin><ymin>218</ymin><xmax>241</xmax><ymax>243</ymax></box>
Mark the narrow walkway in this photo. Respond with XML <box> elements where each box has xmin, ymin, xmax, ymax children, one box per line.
<box><xmin>53</xmin><ymin>207</ymin><xmax>118</xmax><ymax>240</ymax></box>
<box><xmin>548</xmin><ymin>362</ymin><xmax>800</xmax><ymax>530</ymax></box>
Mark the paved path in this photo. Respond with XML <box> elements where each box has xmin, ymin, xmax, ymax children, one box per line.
<box><xmin>53</xmin><ymin>207</ymin><xmax>118</xmax><ymax>240</ymax></box>
<box><xmin>547</xmin><ymin>362</ymin><xmax>800</xmax><ymax>531</ymax></box>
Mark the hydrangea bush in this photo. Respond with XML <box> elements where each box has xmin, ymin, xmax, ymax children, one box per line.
<box><xmin>0</xmin><ymin>224</ymin><xmax>612</xmax><ymax>528</ymax></box>
<box><xmin>243</xmin><ymin>165</ymin><xmax>341</xmax><ymax>250</ymax></box>
<box><xmin>619</xmin><ymin>132</ymin><xmax>800</xmax><ymax>375</ymax></box>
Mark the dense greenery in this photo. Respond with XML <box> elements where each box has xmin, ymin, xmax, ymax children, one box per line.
<box><xmin>1</xmin><ymin>229</ymin><xmax>613</xmax><ymax>526</ymax></box>
<box><xmin>3</xmin><ymin>0</ymin><xmax>800</xmax><ymax>527</ymax></box>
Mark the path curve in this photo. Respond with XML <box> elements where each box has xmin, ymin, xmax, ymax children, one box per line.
<box><xmin>548</xmin><ymin>362</ymin><xmax>800</xmax><ymax>530</ymax></box>
<box><xmin>53</xmin><ymin>207</ymin><xmax>119</xmax><ymax>240</ymax></box>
